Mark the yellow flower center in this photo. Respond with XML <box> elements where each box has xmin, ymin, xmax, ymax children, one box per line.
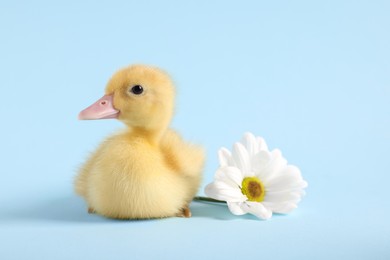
<box><xmin>241</xmin><ymin>177</ymin><xmax>265</xmax><ymax>202</ymax></box>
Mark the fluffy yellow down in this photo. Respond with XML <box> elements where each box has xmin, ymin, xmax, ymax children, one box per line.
<box><xmin>75</xmin><ymin>65</ymin><xmax>205</xmax><ymax>219</ymax></box>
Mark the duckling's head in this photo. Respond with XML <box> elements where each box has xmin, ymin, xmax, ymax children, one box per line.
<box><xmin>79</xmin><ymin>65</ymin><xmax>175</xmax><ymax>131</ymax></box>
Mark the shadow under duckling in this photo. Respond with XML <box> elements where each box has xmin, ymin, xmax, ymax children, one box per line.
<box><xmin>75</xmin><ymin>65</ymin><xmax>205</xmax><ymax>219</ymax></box>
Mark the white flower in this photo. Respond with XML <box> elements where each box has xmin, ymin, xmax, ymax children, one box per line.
<box><xmin>204</xmin><ymin>132</ymin><xmax>308</xmax><ymax>220</ymax></box>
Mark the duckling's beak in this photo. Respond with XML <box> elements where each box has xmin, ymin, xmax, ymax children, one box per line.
<box><xmin>78</xmin><ymin>94</ymin><xmax>119</xmax><ymax>120</ymax></box>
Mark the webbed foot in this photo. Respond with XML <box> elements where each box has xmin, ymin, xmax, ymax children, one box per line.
<box><xmin>176</xmin><ymin>205</ymin><xmax>192</xmax><ymax>218</ymax></box>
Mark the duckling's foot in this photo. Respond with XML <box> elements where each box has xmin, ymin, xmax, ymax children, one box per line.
<box><xmin>176</xmin><ymin>205</ymin><xmax>192</xmax><ymax>218</ymax></box>
<box><xmin>88</xmin><ymin>207</ymin><xmax>96</xmax><ymax>214</ymax></box>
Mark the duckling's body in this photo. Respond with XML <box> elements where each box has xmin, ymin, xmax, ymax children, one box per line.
<box><xmin>75</xmin><ymin>65</ymin><xmax>204</xmax><ymax>219</ymax></box>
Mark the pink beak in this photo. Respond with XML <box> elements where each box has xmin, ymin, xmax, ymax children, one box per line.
<box><xmin>78</xmin><ymin>94</ymin><xmax>119</xmax><ymax>120</ymax></box>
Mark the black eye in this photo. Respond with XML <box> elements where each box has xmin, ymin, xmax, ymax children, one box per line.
<box><xmin>130</xmin><ymin>85</ymin><xmax>144</xmax><ymax>95</ymax></box>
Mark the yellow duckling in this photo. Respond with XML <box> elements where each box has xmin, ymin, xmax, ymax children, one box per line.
<box><xmin>75</xmin><ymin>65</ymin><xmax>205</xmax><ymax>219</ymax></box>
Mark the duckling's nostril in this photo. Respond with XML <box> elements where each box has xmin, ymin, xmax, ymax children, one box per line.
<box><xmin>100</xmin><ymin>101</ymin><xmax>107</xmax><ymax>105</ymax></box>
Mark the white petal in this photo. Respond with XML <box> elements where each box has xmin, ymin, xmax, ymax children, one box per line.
<box><xmin>240</xmin><ymin>132</ymin><xmax>259</xmax><ymax>157</ymax></box>
<box><xmin>264</xmin><ymin>169</ymin><xmax>306</xmax><ymax>192</ymax></box>
<box><xmin>222</xmin><ymin>166</ymin><xmax>244</xmax><ymax>186</ymax></box>
<box><xmin>257</xmin><ymin>137</ymin><xmax>269</xmax><ymax>152</ymax></box>
<box><xmin>262</xmin><ymin>201</ymin><xmax>297</xmax><ymax>214</ymax></box>
<box><xmin>204</xmin><ymin>182</ymin><xmax>247</xmax><ymax>202</ymax></box>
<box><xmin>261</xmin><ymin>201</ymin><xmax>278</xmax><ymax>211</ymax></box>
<box><xmin>269</xmin><ymin>149</ymin><xmax>288</xmax><ymax>172</ymax></box>
<box><xmin>265</xmin><ymin>191</ymin><xmax>302</xmax><ymax>204</ymax></box>
<box><xmin>232</xmin><ymin>142</ymin><xmax>251</xmax><ymax>173</ymax></box>
<box><xmin>266</xmin><ymin>180</ymin><xmax>308</xmax><ymax>193</ymax></box>
<box><xmin>209</xmin><ymin>180</ymin><xmax>239</xmax><ymax>193</ymax></box>
<box><xmin>214</xmin><ymin>166</ymin><xmax>243</xmax><ymax>187</ymax></box>
<box><xmin>214</xmin><ymin>168</ymin><xmax>236</xmax><ymax>187</ymax></box>
<box><xmin>242</xmin><ymin>201</ymin><xmax>272</xmax><ymax>220</ymax></box>
<box><xmin>227</xmin><ymin>201</ymin><xmax>247</xmax><ymax>215</ymax></box>
<box><xmin>251</xmin><ymin>150</ymin><xmax>271</xmax><ymax>174</ymax></box>
<box><xmin>275</xmin><ymin>202</ymin><xmax>298</xmax><ymax>213</ymax></box>
<box><xmin>265</xmin><ymin>166</ymin><xmax>308</xmax><ymax>192</ymax></box>
<box><xmin>265</xmin><ymin>174</ymin><xmax>298</xmax><ymax>190</ymax></box>
<box><xmin>281</xmin><ymin>165</ymin><xmax>304</xmax><ymax>181</ymax></box>
<box><xmin>218</xmin><ymin>147</ymin><xmax>234</xmax><ymax>167</ymax></box>
<box><xmin>258</xmin><ymin>149</ymin><xmax>288</xmax><ymax>182</ymax></box>
<box><xmin>282</xmin><ymin>166</ymin><xmax>303</xmax><ymax>179</ymax></box>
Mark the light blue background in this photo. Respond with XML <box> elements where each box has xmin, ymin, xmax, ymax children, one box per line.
<box><xmin>0</xmin><ymin>1</ymin><xmax>389</xmax><ymax>259</ymax></box>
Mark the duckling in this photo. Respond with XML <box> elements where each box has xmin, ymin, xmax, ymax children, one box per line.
<box><xmin>75</xmin><ymin>65</ymin><xmax>205</xmax><ymax>219</ymax></box>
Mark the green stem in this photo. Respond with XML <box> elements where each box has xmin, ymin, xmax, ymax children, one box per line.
<box><xmin>193</xmin><ymin>196</ymin><xmax>226</xmax><ymax>204</ymax></box>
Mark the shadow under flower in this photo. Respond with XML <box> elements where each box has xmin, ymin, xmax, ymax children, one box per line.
<box><xmin>1</xmin><ymin>196</ymin><xmax>275</xmax><ymax>224</ymax></box>
<box><xmin>190</xmin><ymin>201</ymin><xmax>263</xmax><ymax>221</ymax></box>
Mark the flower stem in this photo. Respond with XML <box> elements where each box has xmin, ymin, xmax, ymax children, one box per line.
<box><xmin>193</xmin><ymin>196</ymin><xmax>226</xmax><ymax>204</ymax></box>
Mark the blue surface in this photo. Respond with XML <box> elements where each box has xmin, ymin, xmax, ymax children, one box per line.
<box><xmin>0</xmin><ymin>1</ymin><xmax>389</xmax><ymax>259</ymax></box>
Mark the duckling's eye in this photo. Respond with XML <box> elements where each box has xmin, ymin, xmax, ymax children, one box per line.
<box><xmin>130</xmin><ymin>85</ymin><xmax>144</xmax><ymax>95</ymax></box>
